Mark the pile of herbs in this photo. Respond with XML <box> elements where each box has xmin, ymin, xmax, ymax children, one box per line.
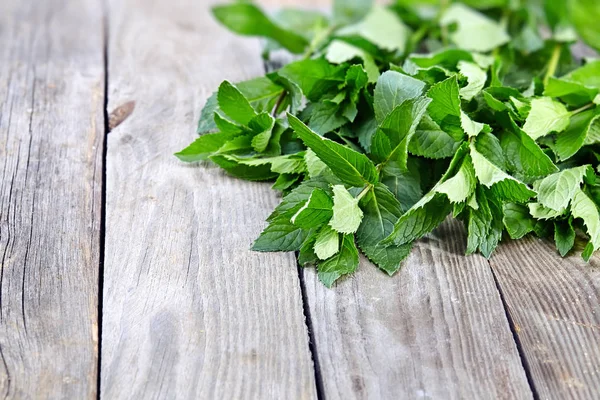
<box><xmin>177</xmin><ymin>0</ymin><xmax>600</xmax><ymax>287</ymax></box>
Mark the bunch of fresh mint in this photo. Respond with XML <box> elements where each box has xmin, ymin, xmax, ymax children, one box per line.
<box><xmin>177</xmin><ymin>0</ymin><xmax>600</xmax><ymax>287</ymax></box>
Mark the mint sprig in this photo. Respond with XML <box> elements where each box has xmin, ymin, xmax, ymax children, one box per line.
<box><xmin>177</xmin><ymin>0</ymin><xmax>600</xmax><ymax>287</ymax></box>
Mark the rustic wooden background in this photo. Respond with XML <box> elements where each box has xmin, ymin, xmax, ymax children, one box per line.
<box><xmin>0</xmin><ymin>0</ymin><xmax>599</xmax><ymax>399</ymax></box>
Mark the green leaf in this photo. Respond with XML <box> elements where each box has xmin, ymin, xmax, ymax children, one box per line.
<box><xmin>337</xmin><ymin>6</ymin><xmax>411</xmax><ymax>54</ymax></box>
<box><xmin>272</xmin><ymin>174</ymin><xmax>301</xmax><ymax>192</ymax></box>
<box><xmin>210</xmin><ymin>155</ymin><xmax>277</xmax><ymax>181</ymax></box>
<box><xmin>533</xmin><ymin>165</ymin><xmax>590</xmax><ymax>211</ymax></box>
<box><xmin>252</xmin><ymin>216</ymin><xmax>312</xmax><ymax>252</ymax></box>
<box><xmin>498</xmin><ymin>114</ymin><xmax>559</xmax><ymax>182</ymax></box>
<box><xmin>570</xmin><ymin>188</ymin><xmax>600</xmax><ymax>260</ymax></box>
<box><xmin>523</xmin><ymin>97</ymin><xmax>570</xmax><ymax>140</ymax></box>
<box><xmin>329</xmin><ymin>185</ymin><xmax>364</xmax><ymax>234</ymax></box>
<box><xmin>305</xmin><ymin>149</ymin><xmax>330</xmax><ymax>178</ymax></box>
<box><xmin>545</xmin><ymin>61</ymin><xmax>600</xmax><ymax>107</ymax></box>
<box><xmin>380</xmin><ymin>161</ymin><xmax>423</xmax><ymax>212</ymax></box>
<box><xmin>440</xmin><ymin>3</ymin><xmax>510</xmax><ymax>52</ymax></box>
<box><xmin>288</xmin><ymin>114</ymin><xmax>379</xmax><ymax>187</ymax></box>
<box><xmin>458</xmin><ymin>61</ymin><xmax>487</xmax><ymax>101</ymax></box>
<box><xmin>198</xmin><ymin>93</ymin><xmax>219</xmax><ymax>134</ymax></box>
<box><xmin>503</xmin><ymin>203</ymin><xmax>535</xmax><ymax>239</ymax></box>
<box><xmin>569</xmin><ymin>0</ymin><xmax>600</xmax><ymax>52</ymax></box>
<box><xmin>238</xmin><ymin>77</ymin><xmax>286</xmax><ymax>114</ymax></box>
<box><xmin>229</xmin><ymin>154</ymin><xmax>306</xmax><ymax>175</ymax></box>
<box><xmin>385</xmin><ymin>146</ymin><xmax>472</xmax><ymax>246</ymax></box>
<box><xmin>318</xmin><ymin>234</ymin><xmax>360</xmax><ymax>287</ymax></box>
<box><xmin>555</xmin><ymin>109</ymin><xmax>600</xmax><ymax>161</ymax></box>
<box><xmin>372</xmin><ymin>97</ymin><xmax>432</xmax><ymax>169</ymax></box>
<box><xmin>466</xmin><ymin>187</ymin><xmax>503</xmax><ymax>258</ymax></box>
<box><xmin>528</xmin><ymin>202</ymin><xmax>565</xmax><ymax>220</ymax></box>
<box><xmin>291</xmin><ymin>188</ymin><xmax>334</xmax><ymax>229</ymax></box>
<box><xmin>436</xmin><ymin>155</ymin><xmax>477</xmax><ymax>204</ymax></box>
<box><xmin>248</xmin><ymin>113</ymin><xmax>276</xmax><ymax>152</ymax></box>
<box><xmin>268</xmin><ymin>177</ymin><xmax>334</xmax><ymax>222</ymax></box>
<box><xmin>427</xmin><ymin>76</ymin><xmax>462</xmax><ymax>128</ymax></box>
<box><xmin>554</xmin><ymin>220</ymin><xmax>576</xmax><ymax>257</ymax></box>
<box><xmin>308</xmin><ymin>101</ymin><xmax>349</xmax><ymax>135</ymax></box>
<box><xmin>460</xmin><ymin>111</ymin><xmax>485</xmax><ymax>138</ymax></box>
<box><xmin>333</xmin><ymin>0</ymin><xmax>372</xmax><ymax>24</ymax></box>
<box><xmin>314</xmin><ymin>225</ymin><xmax>340</xmax><ymax>260</ymax></box>
<box><xmin>175</xmin><ymin>132</ymin><xmax>233</xmax><ymax>162</ymax></box>
<box><xmin>325</xmin><ymin>40</ymin><xmax>380</xmax><ymax>83</ymax></box>
<box><xmin>218</xmin><ymin>81</ymin><xmax>257</xmax><ymax>126</ymax></box>
<box><xmin>470</xmin><ymin>142</ymin><xmax>535</xmax><ymax>203</ymax></box>
<box><xmin>212</xmin><ymin>3</ymin><xmax>308</xmax><ymax>54</ymax></box>
<box><xmin>409</xmin><ymin>115</ymin><xmax>462</xmax><ymax>159</ymax></box>
<box><xmin>374</xmin><ymin>71</ymin><xmax>426</xmax><ymax>123</ymax></box>
<box><xmin>279</xmin><ymin>58</ymin><xmax>346</xmax><ymax>102</ymax></box>
<box><xmin>356</xmin><ymin>184</ymin><xmax>412</xmax><ymax>275</ymax></box>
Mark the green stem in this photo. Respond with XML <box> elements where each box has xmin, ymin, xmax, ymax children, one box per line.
<box><xmin>571</xmin><ymin>102</ymin><xmax>595</xmax><ymax>116</ymax></box>
<box><xmin>544</xmin><ymin>44</ymin><xmax>562</xmax><ymax>87</ymax></box>
<box><xmin>356</xmin><ymin>184</ymin><xmax>373</xmax><ymax>201</ymax></box>
<box><xmin>302</xmin><ymin>25</ymin><xmax>338</xmax><ymax>60</ymax></box>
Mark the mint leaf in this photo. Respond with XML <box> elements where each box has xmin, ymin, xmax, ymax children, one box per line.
<box><xmin>533</xmin><ymin>165</ymin><xmax>590</xmax><ymax>211</ymax></box>
<box><xmin>385</xmin><ymin>146</ymin><xmax>472</xmax><ymax>246</ymax></box>
<box><xmin>569</xmin><ymin>0</ymin><xmax>600</xmax><ymax>52</ymax></box>
<box><xmin>409</xmin><ymin>115</ymin><xmax>462</xmax><ymax>159</ymax></box>
<box><xmin>555</xmin><ymin>220</ymin><xmax>576</xmax><ymax>257</ymax></box>
<box><xmin>372</xmin><ymin>97</ymin><xmax>431</xmax><ymax>169</ymax></box>
<box><xmin>329</xmin><ymin>185</ymin><xmax>364</xmax><ymax>234</ymax></box>
<box><xmin>470</xmin><ymin>142</ymin><xmax>535</xmax><ymax>203</ymax></box>
<box><xmin>374</xmin><ymin>71</ymin><xmax>426</xmax><ymax>123</ymax></box>
<box><xmin>217</xmin><ymin>81</ymin><xmax>257</xmax><ymax>126</ymax></box>
<box><xmin>326</xmin><ymin>40</ymin><xmax>380</xmax><ymax>83</ymax></box>
<box><xmin>210</xmin><ymin>155</ymin><xmax>277</xmax><ymax>181</ymax></box>
<box><xmin>333</xmin><ymin>0</ymin><xmax>372</xmax><ymax>25</ymax></box>
<box><xmin>318</xmin><ymin>234</ymin><xmax>360</xmax><ymax>287</ymax></box>
<box><xmin>291</xmin><ymin>188</ymin><xmax>334</xmax><ymax>229</ymax></box>
<box><xmin>212</xmin><ymin>3</ymin><xmax>308</xmax><ymax>54</ymax></box>
<box><xmin>288</xmin><ymin>114</ymin><xmax>379</xmax><ymax>187</ymax></box>
<box><xmin>279</xmin><ymin>58</ymin><xmax>346</xmax><ymax>101</ymax></box>
<box><xmin>555</xmin><ymin>109</ymin><xmax>600</xmax><ymax>161</ymax></box>
<box><xmin>529</xmin><ymin>202</ymin><xmax>565</xmax><ymax>220</ymax></box>
<box><xmin>252</xmin><ymin>215</ymin><xmax>313</xmax><ymax>252</ymax></box>
<box><xmin>503</xmin><ymin>203</ymin><xmax>535</xmax><ymax>239</ymax></box>
<box><xmin>458</xmin><ymin>61</ymin><xmax>487</xmax><ymax>101</ymax></box>
<box><xmin>466</xmin><ymin>187</ymin><xmax>503</xmax><ymax>258</ymax></box>
<box><xmin>440</xmin><ymin>4</ymin><xmax>510</xmax><ymax>52</ymax></box>
<box><xmin>497</xmin><ymin>114</ymin><xmax>559</xmax><ymax>182</ymax></box>
<box><xmin>523</xmin><ymin>97</ymin><xmax>571</xmax><ymax>140</ymax></box>
<box><xmin>545</xmin><ymin>61</ymin><xmax>600</xmax><ymax>107</ymax></box>
<box><xmin>175</xmin><ymin>133</ymin><xmax>233</xmax><ymax>162</ymax></box>
<box><xmin>571</xmin><ymin>189</ymin><xmax>600</xmax><ymax>261</ymax></box>
<box><xmin>357</xmin><ymin>184</ymin><xmax>412</xmax><ymax>275</ymax></box>
<box><xmin>314</xmin><ymin>225</ymin><xmax>340</xmax><ymax>260</ymax></box>
<box><xmin>338</xmin><ymin>6</ymin><xmax>410</xmax><ymax>54</ymax></box>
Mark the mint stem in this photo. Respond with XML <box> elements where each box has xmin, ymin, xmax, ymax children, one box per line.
<box><xmin>544</xmin><ymin>44</ymin><xmax>562</xmax><ymax>87</ymax></box>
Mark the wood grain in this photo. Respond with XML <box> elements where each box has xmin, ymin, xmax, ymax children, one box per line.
<box><xmin>0</xmin><ymin>0</ymin><xmax>104</xmax><ymax>398</ymax></box>
<box><xmin>101</xmin><ymin>0</ymin><xmax>316</xmax><ymax>398</ymax></box>
<box><xmin>491</xmin><ymin>237</ymin><xmax>600</xmax><ymax>399</ymax></box>
<box><xmin>305</xmin><ymin>220</ymin><xmax>533</xmax><ymax>399</ymax></box>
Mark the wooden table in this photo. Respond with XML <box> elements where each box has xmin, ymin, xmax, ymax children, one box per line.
<box><xmin>1</xmin><ymin>0</ymin><xmax>599</xmax><ymax>399</ymax></box>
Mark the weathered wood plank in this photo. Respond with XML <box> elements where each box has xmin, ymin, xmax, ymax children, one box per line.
<box><xmin>101</xmin><ymin>0</ymin><xmax>316</xmax><ymax>398</ymax></box>
<box><xmin>491</xmin><ymin>238</ymin><xmax>600</xmax><ymax>399</ymax></box>
<box><xmin>305</xmin><ymin>220</ymin><xmax>533</xmax><ymax>399</ymax></box>
<box><xmin>0</xmin><ymin>0</ymin><xmax>104</xmax><ymax>398</ymax></box>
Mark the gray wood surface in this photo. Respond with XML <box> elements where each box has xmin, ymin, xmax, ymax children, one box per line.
<box><xmin>491</xmin><ymin>238</ymin><xmax>600</xmax><ymax>399</ymax></box>
<box><xmin>101</xmin><ymin>0</ymin><xmax>316</xmax><ymax>398</ymax></box>
<box><xmin>305</xmin><ymin>220</ymin><xmax>533</xmax><ymax>399</ymax></box>
<box><xmin>0</xmin><ymin>0</ymin><xmax>104</xmax><ymax>398</ymax></box>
